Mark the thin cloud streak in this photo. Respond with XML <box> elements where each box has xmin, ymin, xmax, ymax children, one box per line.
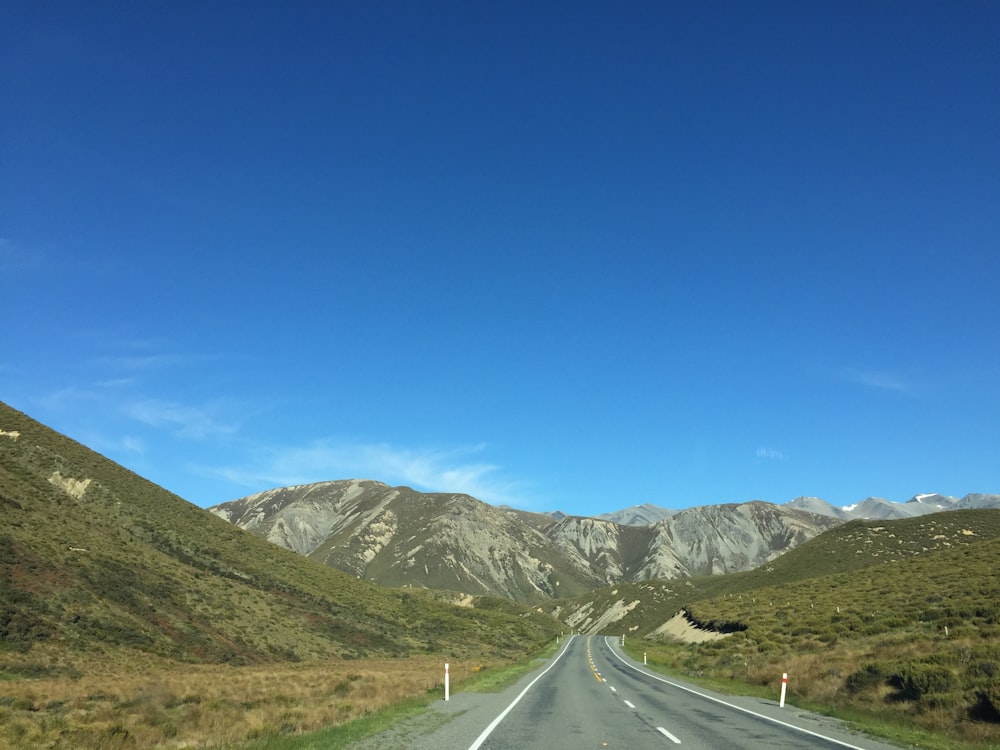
<box><xmin>203</xmin><ymin>440</ymin><xmax>530</xmax><ymax>508</ymax></box>
<box><xmin>92</xmin><ymin>352</ymin><xmax>220</xmax><ymax>372</ymax></box>
<box><xmin>125</xmin><ymin>399</ymin><xmax>240</xmax><ymax>440</ymax></box>
<box><xmin>842</xmin><ymin>367</ymin><xmax>909</xmax><ymax>392</ymax></box>
<box><xmin>755</xmin><ymin>447</ymin><xmax>788</xmax><ymax>461</ymax></box>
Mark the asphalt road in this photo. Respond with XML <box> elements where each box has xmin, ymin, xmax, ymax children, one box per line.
<box><xmin>349</xmin><ymin>635</ymin><xmax>906</xmax><ymax>750</ymax></box>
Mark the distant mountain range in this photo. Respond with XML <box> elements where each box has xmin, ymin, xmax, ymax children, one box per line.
<box><xmin>783</xmin><ymin>492</ymin><xmax>1000</xmax><ymax>520</ymax></box>
<box><xmin>599</xmin><ymin>493</ymin><xmax>999</xmax><ymax>525</ymax></box>
<box><xmin>594</xmin><ymin>503</ymin><xmax>677</xmax><ymax>525</ymax></box>
<box><xmin>209</xmin><ymin>481</ymin><xmax>838</xmax><ymax>602</ymax></box>
<box><xmin>211</xmin><ymin>483</ymin><xmax>999</xmax><ymax>603</ymax></box>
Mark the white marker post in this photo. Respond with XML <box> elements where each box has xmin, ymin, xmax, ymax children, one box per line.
<box><xmin>644</xmin><ymin>652</ymin><xmax>647</xmax><ymax>665</ymax></box>
<box><xmin>779</xmin><ymin>672</ymin><xmax>788</xmax><ymax>708</ymax></box>
<box><xmin>445</xmin><ymin>663</ymin><xmax>450</xmax><ymax>702</ymax></box>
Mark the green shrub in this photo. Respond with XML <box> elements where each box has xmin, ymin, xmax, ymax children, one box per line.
<box><xmin>891</xmin><ymin>663</ymin><xmax>955</xmax><ymax>700</ymax></box>
<box><xmin>845</xmin><ymin>663</ymin><xmax>887</xmax><ymax>694</ymax></box>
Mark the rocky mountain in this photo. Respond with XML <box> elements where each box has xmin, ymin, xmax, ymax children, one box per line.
<box><xmin>835</xmin><ymin>493</ymin><xmax>1000</xmax><ymax>519</ymax></box>
<box><xmin>211</xmin><ymin>481</ymin><xmax>842</xmax><ymax>602</ymax></box>
<box><xmin>638</xmin><ymin>501</ymin><xmax>842</xmax><ymax>577</ymax></box>
<box><xmin>612</xmin><ymin>493</ymin><xmax>998</xmax><ymax>524</ymax></box>
<box><xmin>905</xmin><ymin>492</ymin><xmax>959</xmax><ymax>511</ymax></box>
<box><xmin>211</xmin><ymin>480</ymin><xmax>606</xmax><ymax>601</ymax></box>
<box><xmin>595</xmin><ymin>503</ymin><xmax>677</xmax><ymax>526</ymax></box>
<box><xmin>783</xmin><ymin>496</ymin><xmax>852</xmax><ymax>519</ymax></box>
<box><xmin>955</xmin><ymin>492</ymin><xmax>1000</xmax><ymax>509</ymax></box>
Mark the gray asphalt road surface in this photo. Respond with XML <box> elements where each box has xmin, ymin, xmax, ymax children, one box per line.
<box><xmin>347</xmin><ymin>635</ymin><xmax>907</xmax><ymax>750</ymax></box>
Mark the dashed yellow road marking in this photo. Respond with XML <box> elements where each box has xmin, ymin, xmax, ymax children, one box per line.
<box><xmin>586</xmin><ymin>637</ymin><xmax>604</xmax><ymax>681</ymax></box>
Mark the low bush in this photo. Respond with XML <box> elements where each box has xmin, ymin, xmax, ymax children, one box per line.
<box><xmin>845</xmin><ymin>663</ymin><xmax>887</xmax><ymax>694</ymax></box>
<box><xmin>890</xmin><ymin>663</ymin><xmax>956</xmax><ymax>700</ymax></box>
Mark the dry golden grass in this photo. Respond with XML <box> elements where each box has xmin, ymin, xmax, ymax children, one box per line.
<box><xmin>0</xmin><ymin>655</ymin><xmax>494</xmax><ymax>749</ymax></box>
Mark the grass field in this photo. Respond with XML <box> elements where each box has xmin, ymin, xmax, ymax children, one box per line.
<box><xmin>0</xmin><ymin>653</ymin><xmax>500</xmax><ymax>749</ymax></box>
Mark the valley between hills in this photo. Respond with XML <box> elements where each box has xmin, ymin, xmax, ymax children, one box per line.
<box><xmin>1</xmin><ymin>399</ymin><xmax>998</xmax><ymax>749</ymax></box>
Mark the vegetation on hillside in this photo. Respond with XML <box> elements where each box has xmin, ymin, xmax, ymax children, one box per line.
<box><xmin>0</xmin><ymin>401</ymin><xmax>559</xmax><ymax>667</ymax></box>
<box><xmin>4</xmin><ymin>399</ymin><xmax>998</xmax><ymax>748</ymax></box>
<box><xmin>674</xmin><ymin>519</ymin><xmax>1000</xmax><ymax>745</ymax></box>
<box><xmin>563</xmin><ymin>510</ymin><xmax>1000</xmax><ymax>747</ymax></box>
<box><xmin>0</xmin><ymin>401</ymin><xmax>561</xmax><ymax>747</ymax></box>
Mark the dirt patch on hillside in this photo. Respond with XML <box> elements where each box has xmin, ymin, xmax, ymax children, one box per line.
<box><xmin>48</xmin><ymin>471</ymin><xmax>92</xmax><ymax>500</ymax></box>
<box><xmin>566</xmin><ymin>598</ymin><xmax>641</xmax><ymax>633</ymax></box>
<box><xmin>650</xmin><ymin>610</ymin><xmax>732</xmax><ymax>643</ymax></box>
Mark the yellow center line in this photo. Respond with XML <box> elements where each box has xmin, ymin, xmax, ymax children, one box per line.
<box><xmin>586</xmin><ymin>638</ymin><xmax>603</xmax><ymax>681</ymax></box>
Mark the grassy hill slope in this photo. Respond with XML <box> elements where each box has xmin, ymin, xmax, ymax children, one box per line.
<box><xmin>0</xmin><ymin>401</ymin><xmax>560</xmax><ymax>675</ymax></box>
<box><xmin>556</xmin><ymin>510</ymin><xmax>1000</xmax><ymax>746</ymax></box>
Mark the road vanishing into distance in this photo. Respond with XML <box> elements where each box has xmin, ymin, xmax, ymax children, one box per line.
<box><xmin>350</xmin><ymin>635</ymin><xmax>906</xmax><ymax>750</ymax></box>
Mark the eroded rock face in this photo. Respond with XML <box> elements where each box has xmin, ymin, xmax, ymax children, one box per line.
<box><xmin>48</xmin><ymin>471</ymin><xmax>92</xmax><ymax>500</ymax></box>
<box><xmin>210</xmin><ymin>482</ymin><xmax>842</xmax><ymax>602</ymax></box>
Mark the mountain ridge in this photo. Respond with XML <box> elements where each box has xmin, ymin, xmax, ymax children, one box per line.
<box><xmin>210</xmin><ymin>482</ymin><xmax>845</xmax><ymax>602</ymax></box>
<box><xmin>599</xmin><ymin>491</ymin><xmax>999</xmax><ymax>525</ymax></box>
<box><xmin>211</xmin><ymin>482</ymin><xmax>998</xmax><ymax>603</ymax></box>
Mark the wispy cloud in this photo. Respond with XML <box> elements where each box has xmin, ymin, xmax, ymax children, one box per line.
<box><xmin>95</xmin><ymin>377</ymin><xmax>138</xmax><ymax>389</ymax></box>
<box><xmin>842</xmin><ymin>367</ymin><xmax>909</xmax><ymax>393</ymax></box>
<box><xmin>120</xmin><ymin>435</ymin><xmax>145</xmax><ymax>453</ymax></box>
<box><xmin>86</xmin><ymin>433</ymin><xmax>146</xmax><ymax>456</ymax></box>
<box><xmin>755</xmin><ymin>446</ymin><xmax>788</xmax><ymax>461</ymax></box>
<box><xmin>203</xmin><ymin>440</ymin><xmax>530</xmax><ymax>507</ymax></box>
<box><xmin>37</xmin><ymin>385</ymin><xmax>104</xmax><ymax>409</ymax></box>
<box><xmin>92</xmin><ymin>352</ymin><xmax>220</xmax><ymax>372</ymax></box>
<box><xmin>125</xmin><ymin>399</ymin><xmax>240</xmax><ymax>440</ymax></box>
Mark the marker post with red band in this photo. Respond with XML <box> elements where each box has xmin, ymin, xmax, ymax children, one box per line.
<box><xmin>779</xmin><ymin>672</ymin><xmax>788</xmax><ymax>708</ymax></box>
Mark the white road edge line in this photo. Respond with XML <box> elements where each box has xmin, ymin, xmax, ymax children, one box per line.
<box><xmin>603</xmin><ymin>637</ymin><xmax>871</xmax><ymax>750</ymax></box>
<box><xmin>624</xmin><ymin>700</ymin><xmax>636</xmax><ymax>709</ymax></box>
<box><xmin>466</xmin><ymin>635</ymin><xmax>576</xmax><ymax>750</ymax></box>
<box><xmin>610</xmin><ymin>686</ymin><xmax>617</xmax><ymax>692</ymax></box>
<box><xmin>657</xmin><ymin>726</ymin><xmax>682</xmax><ymax>744</ymax></box>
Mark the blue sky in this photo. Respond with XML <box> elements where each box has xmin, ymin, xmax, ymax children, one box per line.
<box><xmin>2</xmin><ymin>2</ymin><xmax>998</xmax><ymax>514</ymax></box>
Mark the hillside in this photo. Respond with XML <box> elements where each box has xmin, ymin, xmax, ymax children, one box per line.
<box><xmin>211</xmin><ymin>482</ymin><xmax>841</xmax><ymax>601</ymax></box>
<box><xmin>0</xmin><ymin>401</ymin><xmax>560</xmax><ymax>672</ymax></box>
<box><xmin>552</xmin><ymin>510</ymin><xmax>1000</xmax><ymax>745</ymax></box>
<box><xmin>554</xmin><ymin>510</ymin><xmax>1000</xmax><ymax>633</ymax></box>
